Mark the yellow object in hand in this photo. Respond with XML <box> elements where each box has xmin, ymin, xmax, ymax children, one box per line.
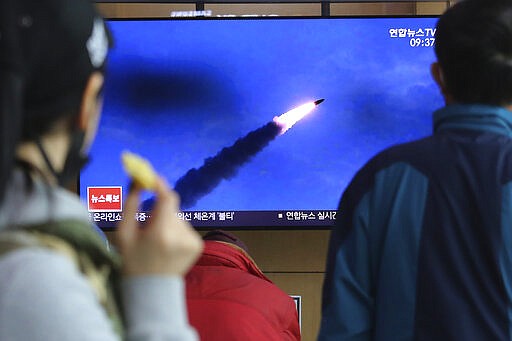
<box><xmin>121</xmin><ymin>151</ymin><xmax>158</xmax><ymax>191</ymax></box>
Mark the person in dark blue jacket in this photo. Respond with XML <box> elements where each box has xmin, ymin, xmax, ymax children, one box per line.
<box><xmin>318</xmin><ymin>1</ymin><xmax>512</xmax><ymax>340</ymax></box>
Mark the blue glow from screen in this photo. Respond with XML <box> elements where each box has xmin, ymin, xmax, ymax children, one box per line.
<box><xmin>81</xmin><ymin>17</ymin><xmax>442</xmax><ymax>213</ymax></box>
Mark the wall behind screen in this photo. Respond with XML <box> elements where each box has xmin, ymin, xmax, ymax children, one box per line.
<box><xmin>96</xmin><ymin>1</ymin><xmax>452</xmax><ymax>17</ymax></box>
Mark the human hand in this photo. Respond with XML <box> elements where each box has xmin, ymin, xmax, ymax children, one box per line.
<box><xmin>116</xmin><ymin>176</ymin><xmax>203</xmax><ymax>276</ymax></box>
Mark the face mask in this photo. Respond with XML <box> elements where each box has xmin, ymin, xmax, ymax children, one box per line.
<box><xmin>36</xmin><ymin>129</ymin><xmax>89</xmax><ymax>188</ymax></box>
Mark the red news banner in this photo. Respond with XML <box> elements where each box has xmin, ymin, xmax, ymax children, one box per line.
<box><xmin>87</xmin><ymin>186</ymin><xmax>123</xmax><ymax>212</ymax></box>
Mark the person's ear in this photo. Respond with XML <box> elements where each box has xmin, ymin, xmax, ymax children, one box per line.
<box><xmin>431</xmin><ymin>62</ymin><xmax>453</xmax><ymax>103</ymax></box>
<box><xmin>78</xmin><ymin>71</ymin><xmax>104</xmax><ymax>151</ymax></box>
<box><xmin>79</xmin><ymin>72</ymin><xmax>104</xmax><ymax>130</ymax></box>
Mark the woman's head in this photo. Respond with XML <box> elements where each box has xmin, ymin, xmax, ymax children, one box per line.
<box><xmin>0</xmin><ymin>0</ymin><xmax>112</xmax><ymax>199</ymax></box>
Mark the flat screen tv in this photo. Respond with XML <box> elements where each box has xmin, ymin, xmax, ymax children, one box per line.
<box><xmin>79</xmin><ymin>15</ymin><xmax>442</xmax><ymax>229</ymax></box>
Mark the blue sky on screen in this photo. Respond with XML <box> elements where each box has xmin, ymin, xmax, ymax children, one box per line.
<box><xmin>80</xmin><ymin>17</ymin><xmax>443</xmax><ymax>211</ymax></box>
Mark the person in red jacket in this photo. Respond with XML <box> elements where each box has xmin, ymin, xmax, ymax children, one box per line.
<box><xmin>185</xmin><ymin>230</ymin><xmax>301</xmax><ymax>341</ymax></box>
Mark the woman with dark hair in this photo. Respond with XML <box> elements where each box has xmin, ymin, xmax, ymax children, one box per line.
<box><xmin>0</xmin><ymin>0</ymin><xmax>202</xmax><ymax>339</ymax></box>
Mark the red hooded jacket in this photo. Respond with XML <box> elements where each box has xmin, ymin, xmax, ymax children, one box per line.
<box><xmin>185</xmin><ymin>241</ymin><xmax>301</xmax><ymax>341</ymax></box>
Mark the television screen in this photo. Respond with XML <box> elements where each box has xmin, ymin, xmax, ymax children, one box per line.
<box><xmin>79</xmin><ymin>16</ymin><xmax>443</xmax><ymax>229</ymax></box>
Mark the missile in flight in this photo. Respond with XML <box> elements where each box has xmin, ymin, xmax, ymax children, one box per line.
<box><xmin>142</xmin><ymin>98</ymin><xmax>325</xmax><ymax>210</ymax></box>
<box><xmin>273</xmin><ymin>98</ymin><xmax>324</xmax><ymax>134</ymax></box>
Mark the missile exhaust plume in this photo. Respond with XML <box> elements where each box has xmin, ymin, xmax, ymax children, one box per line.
<box><xmin>172</xmin><ymin>121</ymin><xmax>280</xmax><ymax>209</ymax></box>
<box><xmin>142</xmin><ymin>99</ymin><xmax>324</xmax><ymax>210</ymax></box>
<box><xmin>273</xmin><ymin>98</ymin><xmax>324</xmax><ymax>134</ymax></box>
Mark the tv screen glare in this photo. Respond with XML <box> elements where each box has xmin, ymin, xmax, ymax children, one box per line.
<box><xmin>80</xmin><ymin>16</ymin><xmax>443</xmax><ymax>229</ymax></box>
